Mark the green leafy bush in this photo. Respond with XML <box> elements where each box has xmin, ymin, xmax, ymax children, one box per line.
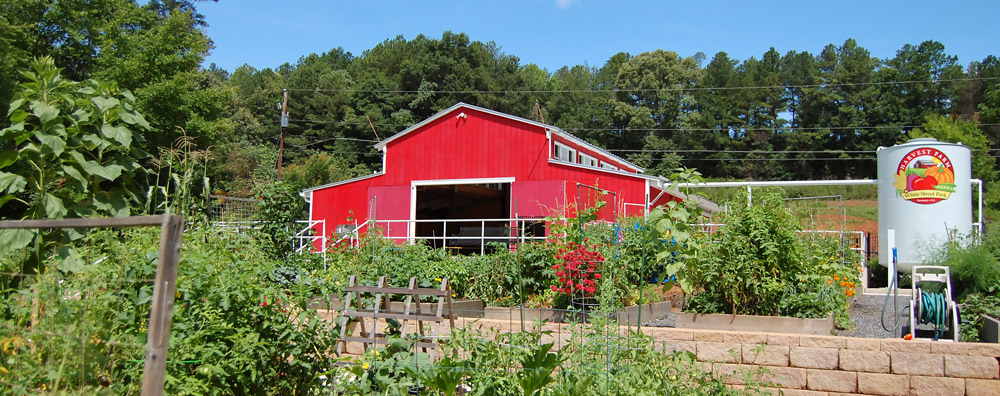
<box><xmin>332</xmin><ymin>320</ymin><xmax>773</xmax><ymax>396</ymax></box>
<box><xmin>0</xmin><ymin>225</ymin><xmax>337</xmax><ymax>395</ymax></box>
<box><xmin>253</xmin><ymin>181</ymin><xmax>307</xmax><ymax>258</ymax></box>
<box><xmin>685</xmin><ymin>189</ymin><xmax>859</xmax><ymax>327</ymax></box>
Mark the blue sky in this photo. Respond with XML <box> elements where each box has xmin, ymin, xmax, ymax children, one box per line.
<box><xmin>199</xmin><ymin>0</ymin><xmax>999</xmax><ymax>73</ymax></box>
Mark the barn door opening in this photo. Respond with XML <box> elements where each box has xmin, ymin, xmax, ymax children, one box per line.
<box><xmin>414</xmin><ymin>182</ymin><xmax>511</xmax><ymax>252</ymax></box>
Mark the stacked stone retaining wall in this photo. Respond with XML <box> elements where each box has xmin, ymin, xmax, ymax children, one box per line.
<box><xmin>637</xmin><ymin>327</ymin><xmax>1000</xmax><ymax>396</ymax></box>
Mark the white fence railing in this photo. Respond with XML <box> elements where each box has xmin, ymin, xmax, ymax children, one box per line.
<box><xmin>258</xmin><ymin>219</ymin><xmax>868</xmax><ymax>267</ymax></box>
<box><xmin>340</xmin><ymin>218</ymin><xmax>548</xmax><ymax>255</ymax></box>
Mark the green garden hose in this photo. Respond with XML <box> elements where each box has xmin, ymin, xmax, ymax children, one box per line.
<box><xmin>918</xmin><ymin>291</ymin><xmax>948</xmax><ymax>340</ymax></box>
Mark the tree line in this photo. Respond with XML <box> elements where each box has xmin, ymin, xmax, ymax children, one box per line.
<box><xmin>2</xmin><ymin>0</ymin><xmax>999</xmax><ymax>221</ymax></box>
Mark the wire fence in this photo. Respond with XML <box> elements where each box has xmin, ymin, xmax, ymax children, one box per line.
<box><xmin>0</xmin><ymin>216</ymin><xmax>183</xmax><ymax>396</ymax></box>
<box><xmin>209</xmin><ymin>195</ymin><xmax>259</xmax><ymax>223</ymax></box>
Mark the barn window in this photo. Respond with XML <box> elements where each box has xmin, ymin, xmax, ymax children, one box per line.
<box><xmin>601</xmin><ymin>162</ymin><xmax>619</xmax><ymax>171</ymax></box>
<box><xmin>579</xmin><ymin>153</ymin><xmax>598</xmax><ymax>167</ymax></box>
<box><xmin>554</xmin><ymin>141</ymin><xmax>576</xmax><ymax>162</ymax></box>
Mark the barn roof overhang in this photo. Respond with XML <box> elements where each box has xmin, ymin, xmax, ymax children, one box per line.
<box><xmin>301</xmin><ymin>171</ymin><xmax>385</xmax><ymax>193</ymax></box>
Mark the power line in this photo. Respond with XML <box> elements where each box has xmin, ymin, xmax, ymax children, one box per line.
<box><xmin>297</xmin><ymin>136</ymin><xmax>379</xmax><ymax>147</ymax></box>
<box><xmin>283</xmin><ymin>76</ymin><xmax>1000</xmax><ymax>95</ymax></box>
<box><xmin>288</xmin><ymin>118</ymin><xmax>1000</xmax><ymax>133</ymax></box>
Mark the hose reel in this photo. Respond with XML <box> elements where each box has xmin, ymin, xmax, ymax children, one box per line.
<box><xmin>903</xmin><ymin>266</ymin><xmax>960</xmax><ymax>342</ymax></box>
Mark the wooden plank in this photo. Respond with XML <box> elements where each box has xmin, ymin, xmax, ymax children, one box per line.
<box><xmin>344</xmin><ymin>285</ymin><xmax>449</xmax><ymax>296</ymax></box>
<box><xmin>343</xmin><ymin>310</ymin><xmax>449</xmax><ymax>322</ymax></box>
<box><xmin>341</xmin><ymin>337</ymin><xmax>439</xmax><ymax>350</ymax></box>
<box><xmin>433</xmin><ymin>279</ymin><xmax>449</xmax><ymax>337</ymax></box>
<box><xmin>0</xmin><ymin>215</ymin><xmax>168</xmax><ymax>230</ymax></box>
<box><xmin>336</xmin><ymin>275</ymin><xmax>358</xmax><ymax>355</ymax></box>
<box><xmin>445</xmin><ymin>279</ymin><xmax>455</xmax><ymax>330</ymax></box>
<box><xmin>369</xmin><ymin>277</ymin><xmax>387</xmax><ymax>348</ymax></box>
<box><xmin>140</xmin><ymin>215</ymin><xmax>184</xmax><ymax>396</ymax></box>
<box><xmin>400</xmin><ymin>278</ymin><xmax>416</xmax><ymax>339</ymax></box>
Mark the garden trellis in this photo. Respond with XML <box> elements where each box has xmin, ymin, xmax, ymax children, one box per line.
<box><xmin>0</xmin><ymin>215</ymin><xmax>183</xmax><ymax>396</ymax></box>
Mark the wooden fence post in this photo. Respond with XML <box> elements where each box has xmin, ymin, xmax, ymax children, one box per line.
<box><xmin>141</xmin><ymin>215</ymin><xmax>184</xmax><ymax>396</ymax></box>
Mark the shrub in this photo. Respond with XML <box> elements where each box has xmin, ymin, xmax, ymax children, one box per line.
<box><xmin>332</xmin><ymin>320</ymin><xmax>773</xmax><ymax>396</ymax></box>
<box><xmin>253</xmin><ymin>181</ymin><xmax>307</xmax><ymax>258</ymax></box>
<box><xmin>685</xmin><ymin>189</ymin><xmax>859</xmax><ymax>327</ymax></box>
<box><xmin>0</xmin><ymin>225</ymin><xmax>337</xmax><ymax>394</ymax></box>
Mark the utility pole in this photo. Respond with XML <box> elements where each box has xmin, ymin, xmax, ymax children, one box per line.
<box><xmin>277</xmin><ymin>88</ymin><xmax>289</xmax><ymax>180</ymax></box>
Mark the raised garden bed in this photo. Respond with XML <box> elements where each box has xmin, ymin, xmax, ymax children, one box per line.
<box><xmin>982</xmin><ymin>316</ymin><xmax>1000</xmax><ymax>343</ymax></box>
<box><xmin>674</xmin><ymin>312</ymin><xmax>834</xmax><ymax>335</ymax></box>
<box><xmin>311</xmin><ymin>295</ymin><xmax>677</xmax><ymax>326</ymax></box>
<box><xmin>308</xmin><ymin>295</ymin><xmax>485</xmax><ymax>317</ymax></box>
<box><xmin>482</xmin><ymin>300</ymin><xmax>676</xmax><ymax>325</ymax></box>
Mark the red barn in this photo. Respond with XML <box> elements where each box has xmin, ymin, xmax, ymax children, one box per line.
<box><xmin>302</xmin><ymin>103</ymin><xmax>713</xmax><ymax>252</ymax></box>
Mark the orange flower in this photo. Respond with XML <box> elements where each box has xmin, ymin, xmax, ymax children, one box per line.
<box><xmin>834</xmin><ymin>275</ymin><xmax>840</xmax><ymax>281</ymax></box>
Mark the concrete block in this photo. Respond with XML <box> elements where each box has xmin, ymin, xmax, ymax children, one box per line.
<box><xmin>944</xmin><ymin>355</ymin><xmax>1000</xmax><ymax>379</ymax></box>
<box><xmin>930</xmin><ymin>342</ymin><xmax>976</xmax><ymax>356</ymax></box>
<box><xmin>791</xmin><ymin>347</ymin><xmax>840</xmax><ymax>370</ymax></box>
<box><xmin>909</xmin><ymin>376</ymin><xmax>964</xmax><ymax>396</ymax></box>
<box><xmin>881</xmin><ymin>339</ymin><xmax>931</xmax><ymax>353</ymax></box>
<box><xmin>800</xmin><ymin>335</ymin><xmax>848</xmax><ymax>349</ymax></box>
<box><xmin>966</xmin><ymin>343</ymin><xmax>1000</xmax><ymax>357</ymax></box>
<box><xmin>891</xmin><ymin>352</ymin><xmax>944</xmax><ymax>376</ymax></box>
<box><xmin>666</xmin><ymin>340</ymin><xmax>697</xmax><ymax>355</ymax></box>
<box><xmin>857</xmin><ymin>372</ymin><xmax>910</xmax><ymax>396</ymax></box>
<box><xmin>965</xmin><ymin>378</ymin><xmax>1000</xmax><ymax>396</ymax></box>
<box><xmin>767</xmin><ymin>333</ymin><xmax>802</xmax><ymax>346</ymax></box>
<box><xmin>846</xmin><ymin>337</ymin><xmax>882</xmax><ymax>351</ymax></box>
<box><xmin>655</xmin><ymin>328</ymin><xmax>694</xmax><ymax>341</ymax></box>
<box><xmin>713</xmin><ymin>363</ymin><xmax>745</xmax><ymax>385</ymax></box>
<box><xmin>742</xmin><ymin>344</ymin><xmax>790</xmax><ymax>366</ymax></box>
<box><xmin>840</xmin><ymin>349</ymin><xmax>891</xmax><ymax>373</ymax></box>
<box><xmin>692</xmin><ymin>330</ymin><xmax>724</xmax><ymax>342</ymax></box>
<box><xmin>760</xmin><ymin>366</ymin><xmax>808</xmax><ymax>389</ymax></box>
<box><xmin>696</xmin><ymin>342</ymin><xmax>741</xmax><ymax>363</ymax></box>
<box><xmin>806</xmin><ymin>369</ymin><xmax>858</xmax><ymax>393</ymax></box>
<box><xmin>771</xmin><ymin>389</ymin><xmax>831</xmax><ymax>396</ymax></box>
<box><xmin>724</xmin><ymin>332</ymin><xmax>767</xmax><ymax>345</ymax></box>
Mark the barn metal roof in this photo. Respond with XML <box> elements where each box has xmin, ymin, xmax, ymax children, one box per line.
<box><xmin>373</xmin><ymin>102</ymin><xmax>644</xmax><ymax>173</ymax></box>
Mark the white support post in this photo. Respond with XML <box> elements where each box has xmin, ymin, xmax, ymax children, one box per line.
<box><xmin>887</xmin><ymin>229</ymin><xmax>897</xmax><ymax>281</ymax></box>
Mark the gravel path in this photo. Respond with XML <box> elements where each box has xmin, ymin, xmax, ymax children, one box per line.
<box><xmin>641</xmin><ymin>293</ymin><xmax>911</xmax><ymax>339</ymax></box>
<box><xmin>836</xmin><ymin>292</ymin><xmax>908</xmax><ymax>339</ymax></box>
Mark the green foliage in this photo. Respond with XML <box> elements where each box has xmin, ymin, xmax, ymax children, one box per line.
<box><xmin>928</xmin><ymin>226</ymin><xmax>1000</xmax><ymax>341</ymax></box>
<box><xmin>281</xmin><ymin>152</ymin><xmax>366</xmax><ymax>193</ymax></box>
<box><xmin>686</xmin><ymin>189</ymin><xmax>804</xmax><ymax>315</ymax></box>
<box><xmin>959</xmin><ymin>289</ymin><xmax>1000</xmax><ymax>342</ymax></box>
<box><xmin>253</xmin><ymin>181</ymin><xmax>307</xmax><ymax>258</ymax></box>
<box><xmin>933</xmin><ymin>235</ymin><xmax>1000</xmax><ymax>299</ymax></box>
<box><xmin>0</xmin><ymin>225</ymin><xmax>337</xmax><ymax>394</ymax></box>
<box><xmin>910</xmin><ymin>115</ymin><xmax>1000</xmax><ymax>218</ymax></box>
<box><xmin>323</xmin><ymin>232</ymin><xmax>559</xmax><ymax>306</ymax></box>
<box><xmin>1</xmin><ymin>57</ymin><xmax>149</xmax><ymax>253</ymax></box>
<box><xmin>335</xmin><ymin>322</ymin><xmax>772</xmax><ymax>396</ymax></box>
<box><xmin>146</xmin><ymin>129</ymin><xmax>214</xmax><ymax>218</ymax></box>
<box><xmin>641</xmin><ymin>168</ymin><xmax>707</xmax><ymax>294</ymax></box>
<box><xmin>685</xmin><ymin>188</ymin><xmax>860</xmax><ymax>327</ymax></box>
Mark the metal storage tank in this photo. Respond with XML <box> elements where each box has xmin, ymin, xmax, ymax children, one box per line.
<box><xmin>877</xmin><ymin>138</ymin><xmax>972</xmax><ymax>272</ymax></box>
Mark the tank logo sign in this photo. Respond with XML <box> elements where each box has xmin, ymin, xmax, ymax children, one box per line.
<box><xmin>892</xmin><ymin>147</ymin><xmax>956</xmax><ymax>205</ymax></box>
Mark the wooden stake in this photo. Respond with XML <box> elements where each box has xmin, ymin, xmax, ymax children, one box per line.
<box><xmin>140</xmin><ymin>215</ymin><xmax>184</xmax><ymax>396</ymax></box>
